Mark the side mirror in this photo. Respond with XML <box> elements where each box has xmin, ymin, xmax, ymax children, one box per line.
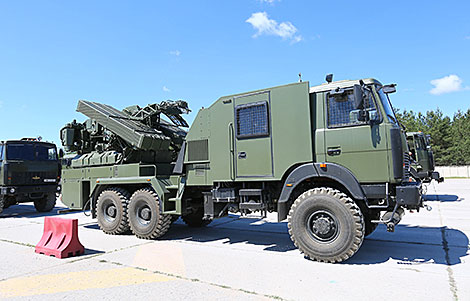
<box><xmin>353</xmin><ymin>84</ymin><xmax>364</xmax><ymax>109</ymax></box>
<box><xmin>59</xmin><ymin>149</ymin><xmax>64</xmax><ymax>159</ymax></box>
<box><xmin>383</xmin><ymin>84</ymin><xmax>396</xmax><ymax>94</ymax></box>
<box><xmin>357</xmin><ymin>110</ymin><xmax>370</xmax><ymax>122</ymax></box>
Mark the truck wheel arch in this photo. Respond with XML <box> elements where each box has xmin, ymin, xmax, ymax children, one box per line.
<box><xmin>277</xmin><ymin>163</ymin><xmax>366</xmax><ymax>221</ymax></box>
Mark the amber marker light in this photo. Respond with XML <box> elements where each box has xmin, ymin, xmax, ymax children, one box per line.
<box><xmin>286</xmin><ymin>184</ymin><xmax>293</xmax><ymax>187</ymax></box>
<box><xmin>320</xmin><ymin>163</ymin><xmax>327</xmax><ymax>168</ymax></box>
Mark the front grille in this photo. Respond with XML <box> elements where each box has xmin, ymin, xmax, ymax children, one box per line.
<box><xmin>403</xmin><ymin>152</ymin><xmax>411</xmax><ymax>179</ymax></box>
<box><xmin>9</xmin><ymin>172</ymin><xmax>56</xmax><ymax>185</ymax></box>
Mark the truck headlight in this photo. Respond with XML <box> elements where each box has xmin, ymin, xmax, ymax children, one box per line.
<box><xmin>9</xmin><ymin>188</ymin><xmax>15</xmax><ymax>194</ymax></box>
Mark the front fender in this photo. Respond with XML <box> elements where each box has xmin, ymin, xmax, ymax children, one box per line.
<box><xmin>277</xmin><ymin>163</ymin><xmax>366</xmax><ymax>221</ymax></box>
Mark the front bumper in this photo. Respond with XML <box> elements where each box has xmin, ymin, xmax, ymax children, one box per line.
<box><xmin>396</xmin><ymin>183</ymin><xmax>422</xmax><ymax>208</ymax></box>
<box><xmin>1</xmin><ymin>184</ymin><xmax>60</xmax><ymax>196</ymax></box>
<box><xmin>431</xmin><ymin>171</ymin><xmax>444</xmax><ymax>183</ymax></box>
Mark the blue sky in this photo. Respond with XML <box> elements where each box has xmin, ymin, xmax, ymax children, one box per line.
<box><xmin>0</xmin><ymin>0</ymin><xmax>469</xmax><ymax>145</ymax></box>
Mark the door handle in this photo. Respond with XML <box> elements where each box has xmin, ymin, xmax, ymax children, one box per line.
<box><xmin>327</xmin><ymin>148</ymin><xmax>341</xmax><ymax>156</ymax></box>
<box><xmin>238</xmin><ymin>151</ymin><xmax>247</xmax><ymax>159</ymax></box>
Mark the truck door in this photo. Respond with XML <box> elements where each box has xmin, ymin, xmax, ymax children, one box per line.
<box><xmin>233</xmin><ymin>91</ymin><xmax>273</xmax><ymax>178</ymax></box>
<box><xmin>322</xmin><ymin>87</ymin><xmax>390</xmax><ymax>183</ymax></box>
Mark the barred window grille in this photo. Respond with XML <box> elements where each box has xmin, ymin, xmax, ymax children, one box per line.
<box><xmin>236</xmin><ymin>101</ymin><xmax>269</xmax><ymax>138</ymax></box>
<box><xmin>327</xmin><ymin>90</ymin><xmax>377</xmax><ymax>127</ymax></box>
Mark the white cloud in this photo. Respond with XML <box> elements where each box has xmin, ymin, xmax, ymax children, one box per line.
<box><xmin>162</xmin><ymin>86</ymin><xmax>170</xmax><ymax>92</ymax></box>
<box><xmin>430</xmin><ymin>75</ymin><xmax>469</xmax><ymax>95</ymax></box>
<box><xmin>258</xmin><ymin>0</ymin><xmax>279</xmax><ymax>3</ymax></box>
<box><xmin>169</xmin><ymin>50</ymin><xmax>181</xmax><ymax>56</ymax></box>
<box><xmin>246</xmin><ymin>12</ymin><xmax>302</xmax><ymax>43</ymax></box>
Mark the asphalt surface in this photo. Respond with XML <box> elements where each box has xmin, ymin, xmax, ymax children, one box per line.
<box><xmin>0</xmin><ymin>179</ymin><xmax>469</xmax><ymax>300</ymax></box>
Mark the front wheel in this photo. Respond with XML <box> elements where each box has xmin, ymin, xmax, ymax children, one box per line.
<box><xmin>34</xmin><ymin>193</ymin><xmax>56</xmax><ymax>212</ymax></box>
<box><xmin>128</xmin><ymin>188</ymin><xmax>172</xmax><ymax>239</ymax></box>
<box><xmin>288</xmin><ymin>187</ymin><xmax>364</xmax><ymax>263</ymax></box>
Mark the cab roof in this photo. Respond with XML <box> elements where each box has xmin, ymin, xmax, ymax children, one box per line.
<box><xmin>309</xmin><ymin>78</ymin><xmax>382</xmax><ymax>93</ymax></box>
<box><xmin>1</xmin><ymin>140</ymin><xmax>56</xmax><ymax>146</ymax></box>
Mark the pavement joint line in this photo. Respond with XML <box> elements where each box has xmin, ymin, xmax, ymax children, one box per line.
<box><xmin>366</xmin><ymin>237</ymin><xmax>469</xmax><ymax>249</ymax></box>
<box><xmin>162</xmin><ymin>237</ymin><xmax>299</xmax><ymax>256</ymax></box>
<box><xmin>0</xmin><ymin>238</ymin><xmax>155</xmax><ymax>282</ymax></box>
<box><xmin>213</xmin><ymin>226</ymin><xmax>287</xmax><ymax>235</ymax></box>
<box><xmin>209</xmin><ymin>217</ymin><xmax>241</xmax><ymax>228</ymax></box>
<box><xmin>437</xmin><ymin>202</ymin><xmax>459</xmax><ymax>301</ymax></box>
<box><xmin>196</xmin><ymin>224</ymin><xmax>470</xmax><ymax>249</ymax></box>
<box><xmin>94</xmin><ymin>258</ymin><xmax>286</xmax><ymax>300</ymax></box>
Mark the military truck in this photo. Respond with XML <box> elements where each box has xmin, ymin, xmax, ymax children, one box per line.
<box><xmin>0</xmin><ymin>138</ymin><xmax>61</xmax><ymax>214</ymax></box>
<box><xmin>60</xmin><ymin>75</ymin><xmax>424</xmax><ymax>263</ymax></box>
<box><xmin>406</xmin><ymin>132</ymin><xmax>443</xmax><ymax>183</ymax></box>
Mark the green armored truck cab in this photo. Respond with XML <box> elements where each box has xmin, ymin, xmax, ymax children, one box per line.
<box><xmin>406</xmin><ymin>132</ymin><xmax>443</xmax><ymax>183</ymax></box>
<box><xmin>61</xmin><ymin>75</ymin><xmax>424</xmax><ymax>262</ymax></box>
<box><xmin>0</xmin><ymin>138</ymin><xmax>60</xmax><ymax>214</ymax></box>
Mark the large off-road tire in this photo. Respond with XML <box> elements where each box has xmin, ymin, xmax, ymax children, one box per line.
<box><xmin>34</xmin><ymin>193</ymin><xmax>56</xmax><ymax>212</ymax></box>
<box><xmin>0</xmin><ymin>197</ymin><xmax>4</xmax><ymax>214</ymax></box>
<box><xmin>364</xmin><ymin>211</ymin><xmax>381</xmax><ymax>237</ymax></box>
<box><xmin>96</xmin><ymin>188</ymin><xmax>130</xmax><ymax>235</ymax></box>
<box><xmin>182</xmin><ymin>207</ymin><xmax>211</xmax><ymax>227</ymax></box>
<box><xmin>128</xmin><ymin>188</ymin><xmax>172</xmax><ymax>239</ymax></box>
<box><xmin>288</xmin><ymin>187</ymin><xmax>365</xmax><ymax>263</ymax></box>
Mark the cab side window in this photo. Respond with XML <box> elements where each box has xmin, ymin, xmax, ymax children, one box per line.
<box><xmin>327</xmin><ymin>89</ymin><xmax>378</xmax><ymax>128</ymax></box>
<box><xmin>0</xmin><ymin>144</ymin><xmax>3</xmax><ymax>160</ymax></box>
<box><xmin>235</xmin><ymin>101</ymin><xmax>269</xmax><ymax>138</ymax></box>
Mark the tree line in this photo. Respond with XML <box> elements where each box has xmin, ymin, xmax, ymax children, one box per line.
<box><xmin>395</xmin><ymin>109</ymin><xmax>470</xmax><ymax>166</ymax></box>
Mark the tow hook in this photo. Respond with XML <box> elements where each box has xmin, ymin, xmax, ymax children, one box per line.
<box><xmin>381</xmin><ymin>207</ymin><xmax>405</xmax><ymax>232</ymax></box>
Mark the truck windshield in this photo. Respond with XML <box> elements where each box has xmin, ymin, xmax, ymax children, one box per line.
<box><xmin>6</xmin><ymin>144</ymin><xmax>58</xmax><ymax>161</ymax></box>
<box><xmin>416</xmin><ymin>136</ymin><xmax>426</xmax><ymax>150</ymax></box>
<box><xmin>375</xmin><ymin>85</ymin><xmax>399</xmax><ymax>125</ymax></box>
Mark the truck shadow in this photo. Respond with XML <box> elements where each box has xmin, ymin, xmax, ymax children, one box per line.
<box><xmin>164</xmin><ymin>217</ymin><xmax>469</xmax><ymax>266</ymax></box>
<box><xmin>165</xmin><ymin>216</ymin><xmax>297</xmax><ymax>252</ymax></box>
<box><xmin>345</xmin><ymin>224</ymin><xmax>469</xmax><ymax>265</ymax></box>
<box><xmin>423</xmin><ymin>194</ymin><xmax>460</xmax><ymax>202</ymax></box>
<box><xmin>0</xmin><ymin>203</ymin><xmax>77</xmax><ymax>219</ymax></box>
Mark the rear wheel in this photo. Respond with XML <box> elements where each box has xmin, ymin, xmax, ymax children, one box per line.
<box><xmin>288</xmin><ymin>187</ymin><xmax>364</xmax><ymax>263</ymax></box>
<box><xmin>128</xmin><ymin>188</ymin><xmax>171</xmax><ymax>239</ymax></box>
<box><xmin>34</xmin><ymin>193</ymin><xmax>56</xmax><ymax>212</ymax></box>
<box><xmin>96</xmin><ymin>188</ymin><xmax>130</xmax><ymax>235</ymax></box>
<box><xmin>182</xmin><ymin>207</ymin><xmax>211</xmax><ymax>227</ymax></box>
<box><xmin>0</xmin><ymin>197</ymin><xmax>4</xmax><ymax>214</ymax></box>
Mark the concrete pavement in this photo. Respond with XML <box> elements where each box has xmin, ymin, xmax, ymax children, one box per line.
<box><xmin>0</xmin><ymin>179</ymin><xmax>469</xmax><ymax>300</ymax></box>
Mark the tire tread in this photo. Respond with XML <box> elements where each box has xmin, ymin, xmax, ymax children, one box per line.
<box><xmin>287</xmin><ymin>187</ymin><xmax>364</xmax><ymax>263</ymax></box>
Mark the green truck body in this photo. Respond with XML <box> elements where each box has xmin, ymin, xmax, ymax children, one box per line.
<box><xmin>0</xmin><ymin>139</ymin><xmax>60</xmax><ymax>213</ymax></box>
<box><xmin>406</xmin><ymin>131</ymin><xmax>443</xmax><ymax>183</ymax></box>
<box><xmin>60</xmin><ymin>76</ymin><xmax>424</xmax><ymax>262</ymax></box>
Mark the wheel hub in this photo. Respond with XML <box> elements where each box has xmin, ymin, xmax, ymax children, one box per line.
<box><xmin>313</xmin><ymin>217</ymin><xmax>332</xmax><ymax>235</ymax></box>
<box><xmin>307</xmin><ymin>210</ymin><xmax>339</xmax><ymax>242</ymax></box>
<box><xmin>139</xmin><ymin>207</ymin><xmax>151</xmax><ymax>221</ymax></box>
<box><xmin>106</xmin><ymin>205</ymin><xmax>117</xmax><ymax>218</ymax></box>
